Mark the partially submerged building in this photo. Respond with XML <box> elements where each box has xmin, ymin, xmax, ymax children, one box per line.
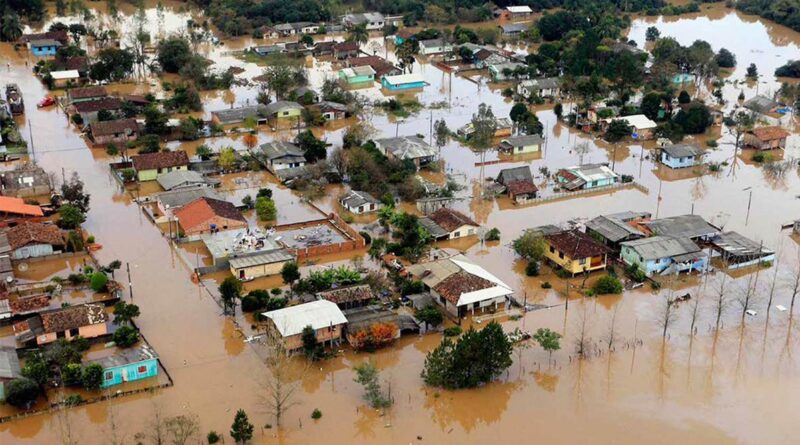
<box><xmin>743</xmin><ymin>126</ymin><xmax>790</xmax><ymax>151</ymax></box>
<box><xmin>131</xmin><ymin>151</ymin><xmax>190</xmax><ymax>182</ymax></box>
<box><xmin>257</xmin><ymin>141</ymin><xmax>307</xmax><ymax>173</ymax></box>
<box><xmin>405</xmin><ymin>254</ymin><xmax>513</xmax><ymax>318</ymax></box>
<box><xmin>542</xmin><ymin>229</ymin><xmax>610</xmax><ymax>275</ymax></box>
<box><xmin>495</xmin><ymin>166</ymin><xmax>537</xmax><ymax>203</ymax></box>
<box><xmin>372</xmin><ymin>136</ymin><xmax>436</xmax><ymax>170</ymax></box>
<box><xmin>0</xmin><ymin>346</ymin><xmax>21</xmax><ymax>401</ymax></box>
<box><xmin>419</xmin><ymin>207</ymin><xmax>479</xmax><ymax>240</ymax></box>
<box><xmin>88</xmin><ymin>118</ymin><xmax>139</xmax><ymax>146</ymax></box>
<box><xmin>14</xmin><ymin>303</ymin><xmax>108</xmax><ymax>346</ymax></box>
<box><xmin>497</xmin><ymin>134</ymin><xmax>543</xmax><ymax>155</ymax></box>
<box><xmin>601</xmin><ymin>114</ymin><xmax>657</xmax><ymax>140</ymax></box>
<box><xmin>317</xmin><ymin>284</ymin><xmax>374</xmax><ymax>309</ymax></box>
<box><xmin>262</xmin><ymin>299</ymin><xmax>347</xmax><ymax>351</ymax></box>
<box><xmin>340</xmin><ymin>190</ymin><xmax>381</xmax><ymax>214</ymax></box>
<box><xmin>642</xmin><ymin>214</ymin><xmax>720</xmax><ymax>242</ymax></box>
<box><xmin>709</xmin><ymin>231</ymin><xmax>775</xmax><ymax>270</ymax></box>
<box><xmin>620</xmin><ymin>236</ymin><xmax>707</xmax><ymax>276</ymax></box>
<box><xmin>4</xmin><ymin>223</ymin><xmax>65</xmax><ymax>259</ymax></box>
<box><xmin>0</xmin><ymin>166</ymin><xmax>52</xmax><ymax>198</ymax></box>
<box><xmin>174</xmin><ymin>197</ymin><xmax>247</xmax><ymax>236</ymax></box>
<box><xmin>94</xmin><ymin>344</ymin><xmax>159</xmax><ymax>389</ymax></box>
<box><xmin>660</xmin><ymin>143</ymin><xmax>705</xmax><ymax>169</ymax></box>
<box><xmin>585</xmin><ymin>211</ymin><xmax>651</xmax><ymax>250</ymax></box>
<box><xmin>556</xmin><ymin>164</ymin><xmax>619</xmax><ymax>191</ymax></box>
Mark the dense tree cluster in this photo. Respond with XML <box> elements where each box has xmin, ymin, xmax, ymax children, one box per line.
<box><xmin>738</xmin><ymin>0</ymin><xmax>800</xmax><ymax>33</ymax></box>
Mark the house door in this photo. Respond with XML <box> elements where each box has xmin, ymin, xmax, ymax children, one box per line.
<box><xmin>239</xmin><ymin>269</ymin><xmax>245</xmax><ymax>279</ymax></box>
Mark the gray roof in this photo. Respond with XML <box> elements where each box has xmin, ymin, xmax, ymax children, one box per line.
<box><xmin>373</xmin><ymin>136</ymin><xmax>436</xmax><ymax>160</ymax></box>
<box><xmin>259</xmin><ymin>141</ymin><xmax>304</xmax><ymax>160</ymax></box>
<box><xmin>316</xmin><ymin>101</ymin><xmax>347</xmax><ymax>112</ymax></box>
<box><xmin>744</xmin><ymin>95</ymin><xmax>779</xmax><ymax>114</ymax></box>
<box><xmin>419</xmin><ymin>38</ymin><xmax>448</xmax><ymax>48</ymax></box>
<box><xmin>662</xmin><ymin>143</ymin><xmax>704</xmax><ymax>158</ymax></box>
<box><xmin>345</xmin><ymin>12</ymin><xmax>384</xmax><ymax>25</ymax></box>
<box><xmin>621</xmin><ymin>236</ymin><xmax>701</xmax><ymax>261</ymax></box>
<box><xmin>419</xmin><ymin>217</ymin><xmax>450</xmax><ymax>239</ymax></box>
<box><xmin>502</xmin><ymin>134</ymin><xmax>544</xmax><ymax>147</ymax></box>
<box><xmin>30</xmin><ymin>39</ymin><xmax>61</xmax><ymax>47</ymax></box>
<box><xmin>644</xmin><ymin>215</ymin><xmax>719</xmax><ymax>239</ymax></box>
<box><xmin>341</xmin><ymin>190</ymin><xmax>379</xmax><ymax>209</ymax></box>
<box><xmin>496</xmin><ymin>166</ymin><xmax>533</xmax><ymax>184</ymax></box>
<box><xmin>0</xmin><ymin>346</ymin><xmax>21</xmax><ymax>379</ymax></box>
<box><xmin>211</xmin><ymin>105</ymin><xmax>265</xmax><ymax>125</ymax></box>
<box><xmin>520</xmin><ymin>77</ymin><xmax>560</xmax><ymax>91</ymax></box>
<box><xmin>94</xmin><ymin>345</ymin><xmax>158</xmax><ymax>369</ymax></box>
<box><xmin>228</xmin><ymin>249</ymin><xmax>295</xmax><ymax>269</ymax></box>
<box><xmin>263</xmin><ymin>100</ymin><xmax>303</xmax><ymax>116</ymax></box>
<box><xmin>529</xmin><ymin>225</ymin><xmax>565</xmax><ymax>237</ymax></box>
<box><xmin>156</xmin><ymin>170</ymin><xmax>216</xmax><ymax>191</ymax></box>
<box><xmin>157</xmin><ymin>187</ymin><xmax>222</xmax><ymax>210</ymax></box>
<box><xmin>275</xmin><ymin>165</ymin><xmax>311</xmax><ymax>182</ymax></box>
<box><xmin>710</xmin><ymin>231</ymin><xmax>773</xmax><ymax>258</ymax></box>
<box><xmin>343</xmin><ymin>305</ymin><xmax>398</xmax><ymax>332</ymax></box>
<box><xmin>500</xmin><ymin>23</ymin><xmax>528</xmax><ymax>34</ymax></box>
<box><xmin>585</xmin><ymin>212</ymin><xmax>650</xmax><ymax>243</ymax></box>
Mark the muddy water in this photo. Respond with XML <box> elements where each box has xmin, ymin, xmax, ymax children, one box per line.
<box><xmin>2</xmin><ymin>4</ymin><xmax>800</xmax><ymax>445</ymax></box>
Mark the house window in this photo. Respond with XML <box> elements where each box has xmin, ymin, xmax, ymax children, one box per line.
<box><xmin>137</xmin><ymin>365</ymin><xmax>147</xmax><ymax>373</ymax></box>
<box><xmin>558</xmin><ymin>252</ymin><xmax>564</xmax><ymax>259</ymax></box>
<box><xmin>105</xmin><ymin>371</ymin><xmax>114</xmax><ymax>380</ymax></box>
<box><xmin>69</xmin><ymin>328</ymin><xmax>79</xmax><ymax>337</ymax></box>
<box><xmin>453</xmin><ymin>231</ymin><xmax>460</xmax><ymax>238</ymax></box>
<box><xmin>549</xmin><ymin>246</ymin><xmax>555</xmax><ymax>254</ymax></box>
<box><xmin>57</xmin><ymin>331</ymin><xmax>66</xmax><ymax>339</ymax></box>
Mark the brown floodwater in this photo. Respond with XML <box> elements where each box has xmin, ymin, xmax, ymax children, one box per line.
<box><xmin>2</xmin><ymin>3</ymin><xmax>800</xmax><ymax>445</ymax></box>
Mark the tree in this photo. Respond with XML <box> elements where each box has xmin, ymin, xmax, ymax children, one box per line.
<box><xmin>645</xmin><ymin>26</ymin><xmax>660</xmax><ymax>42</ymax></box>
<box><xmin>657</xmin><ymin>294</ymin><xmax>678</xmax><ymax>339</ymax></box>
<box><xmin>230</xmin><ymin>409</ymin><xmax>254</xmax><ymax>444</ymax></box>
<box><xmin>21</xmin><ymin>351</ymin><xmax>48</xmax><ymax>390</ymax></box>
<box><xmin>433</xmin><ymin>119</ymin><xmax>450</xmax><ymax>150</ymax></box>
<box><xmin>353</xmin><ymin>360</ymin><xmax>392</xmax><ymax>409</ymax></box>
<box><xmin>673</xmin><ymin>104</ymin><xmax>711</xmax><ymax>134</ymax></box>
<box><xmin>532</xmin><ymin>328</ymin><xmax>561</xmax><ymax>360</ymax></box>
<box><xmin>421</xmin><ymin>322</ymin><xmax>512</xmax><ymax>389</ymax></box>
<box><xmin>592</xmin><ymin>275</ymin><xmax>623</xmax><ymax>294</ymax></box>
<box><xmin>89</xmin><ymin>48</ymin><xmax>135</xmax><ymax>82</ymax></box>
<box><xmin>218</xmin><ymin>147</ymin><xmax>237</xmax><ymax>171</ymax></box>
<box><xmin>395</xmin><ymin>39</ymin><xmax>419</xmax><ymax>73</ymax></box>
<box><xmin>678</xmin><ymin>90</ymin><xmax>691</xmax><ymax>104</ymax></box>
<box><xmin>280</xmin><ymin>261</ymin><xmax>300</xmax><ymax>288</ymax></box>
<box><xmin>113</xmin><ymin>325</ymin><xmax>140</xmax><ymax>347</ymax></box>
<box><xmin>415</xmin><ymin>305</ymin><xmax>443</xmax><ymax>330</ymax></box>
<box><xmin>513</xmin><ymin>231</ymin><xmax>545</xmax><ymax>261</ymax></box>
<box><xmin>640</xmin><ymin>92</ymin><xmax>663</xmax><ymax>121</ymax></box>
<box><xmin>724</xmin><ymin>110</ymin><xmax>754</xmax><ymax>155</ymax></box>
<box><xmin>0</xmin><ymin>13</ymin><xmax>23</xmax><ymax>42</ymax></box>
<box><xmin>469</xmin><ymin>103</ymin><xmax>497</xmax><ymax>150</ymax></box>
<box><xmin>81</xmin><ymin>363</ymin><xmax>104</xmax><ymax>390</ymax></box>
<box><xmin>157</xmin><ymin>37</ymin><xmax>192</xmax><ymax>73</ymax></box>
<box><xmin>219</xmin><ymin>277</ymin><xmax>242</xmax><ymax>315</ymax></box>
<box><xmin>604</xmin><ymin>119</ymin><xmax>632</xmax><ymax>142</ymax></box>
<box><xmin>113</xmin><ymin>301</ymin><xmax>140</xmax><ymax>326</ymax></box>
<box><xmin>61</xmin><ymin>172</ymin><xmax>90</xmax><ymax>213</ymax></box>
<box><xmin>90</xmin><ymin>272</ymin><xmax>108</xmax><ymax>292</ymax></box>
<box><xmin>715</xmin><ymin>48</ymin><xmax>736</xmax><ymax>68</ymax></box>
<box><xmin>143</xmin><ymin>105</ymin><xmax>169</xmax><ymax>136</ymax></box>
<box><xmin>295</xmin><ymin>130</ymin><xmax>327</xmax><ymax>162</ymax></box>
<box><xmin>4</xmin><ymin>378</ymin><xmax>39</xmax><ymax>408</ymax></box>
<box><xmin>746</xmin><ymin>63</ymin><xmax>758</xmax><ymax>79</ymax></box>
<box><xmin>348</xmin><ymin>23</ymin><xmax>368</xmax><ymax>45</ymax></box>
<box><xmin>509</xmin><ymin>103</ymin><xmax>530</xmax><ymax>126</ymax></box>
<box><xmin>61</xmin><ymin>363</ymin><xmax>82</xmax><ymax>387</ymax></box>
<box><xmin>59</xmin><ymin>204</ymin><xmax>86</xmax><ymax>230</ymax></box>
<box><xmin>195</xmin><ymin>144</ymin><xmax>212</xmax><ymax>161</ymax></box>
<box><xmin>301</xmin><ymin>325</ymin><xmax>323</xmax><ymax>361</ymax></box>
<box><xmin>165</xmin><ymin>414</ymin><xmax>200</xmax><ymax>445</ymax></box>
<box><xmin>255</xmin><ymin>196</ymin><xmax>277</xmax><ymax>221</ymax></box>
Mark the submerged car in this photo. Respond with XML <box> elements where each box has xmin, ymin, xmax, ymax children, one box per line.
<box><xmin>37</xmin><ymin>96</ymin><xmax>55</xmax><ymax>108</ymax></box>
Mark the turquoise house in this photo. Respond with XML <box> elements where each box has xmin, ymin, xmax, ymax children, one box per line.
<box><xmin>29</xmin><ymin>39</ymin><xmax>61</xmax><ymax>57</ymax></box>
<box><xmin>95</xmin><ymin>345</ymin><xmax>159</xmax><ymax>389</ymax></box>
<box><xmin>381</xmin><ymin>73</ymin><xmax>428</xmax><ymax>91</ymax></box>
<box><xmin>338</xmin><ymin>66</ymin><xmax>375</xmax><ymax>85</ymax></box>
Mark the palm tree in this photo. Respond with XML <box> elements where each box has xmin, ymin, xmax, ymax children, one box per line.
<box><xmin>1</xmin><ymin>13</ymin><xmax>23</xmax><ymax>42</ymax></box>
<box><xmin>348</xmin><ymin>24</ymin><xmax>369</xmax><ymax>45</ymax></box>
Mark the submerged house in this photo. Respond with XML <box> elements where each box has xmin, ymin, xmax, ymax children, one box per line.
<box><xmin>339</xmin><ymin>66</ymin><xmax>375</xmax><ymax>85</ymax></box>
<box><xmin>488</xmin><ymin>61</ymin><xmax>527</xmax><ymax>81</ymax></box>
<box><xmin>498</xmin><ymin>134</ymin><xmax>543</xmax><ymax>155</ymax></box>
<box><xmin>210</xmin><ymin>105</ymin><xmax>268</xmax><ymax>126</ymax></box>
<box><xmin>381</xmin><ymin>73</ymin><xmax>428</xmax><ymax>91</ymax></box>
<box><xmin>14</xmin><ymin>303</ymin><xmax>108</xmax><ymax>346</ymax></box>
<box><xmin>542</xmin><ymin>229</ymin><xmax>610</xmax><ymax>275</ymax></box>
<box><xmin>72</xmin><ymin>98</ymin><xmax>122</xmax><ymax>124</ymax></box>
<box><xmin>496</xmin><ymin>166</ymin><xmax>537</xmax><ymax>203</ymax></box>
<box><xmin>156</xmin><ymin>170</ymin><xmax>217</xmax><ymax>191</ymax></box>
<box><xmin>263</xmin><ymin>101</ymin><xmax>304</xmax><ymax>122</ymax></box>
<box><xmin>342</xmin><ymin>12</ymin><xmax>385</xmax><ymax>30</ymax></box>
<box><xmin>516</xmin><ymin>77</ymin><xmax>561</xmax><ymax>98</ymax></box>
<box><xmin>346</xmin><ymin>56</ymin><xmax>401</xmax><ymax>78</ymax></box>
<box><xmin>131</xmin><ymin>151</ymin><xmax>190</xmax><ymax>182</ymax></box>
<box><xmin>317</xmin><ymin>284</ymin><xmax>374</xmax><ymax>310</ymax></box>
<box><xmin>29</xmin><ymin>39</ymin><xmax>61</xmax><ymax>57</ymax></box>
<box><xmin>95</xmin><ymin>345</ymin><xmax>159</xmax><ymax>389</ymax></box>
<box><xmin>340</xmin><ymin>190</ymin><xmax>381</xmax><ymax>214</ymax></box>
<box><xmin>229</xmin><ymin>249</ymin><xmax>295</xmax><ymax>280</ymax></box>
<box><xmin>660</xmin><ymin>143</ymin><xmax>705</xmax><ymax>169</ymax></box>
<box><xmin>457</xmin><ymin>118</ymin><xmax>513</xmax><ymax>139</ymax></box>
<box><xmin>405</xmin><ymin>254</ymin><xmax>513</xmax><ymax>318</ymax></box>
<box><xmin>585</xmin><ymin>211</ymin><xmax>651</xmax><ymax>250</ymax></box>
<box><xmin>419</xmin><ymin>38</ymin><xmax>452</xmax><ymax>55</ymax></box>
<box><xmin>556</xmin><ymin>164</ymin><xmax>619</xmax><ymax>191</ymax></box>
<box><xmin>257</xmin><ymin>141</ymin><xmax>307</xmax><ymax>173</ymax></box>
<box><xmin>709</xmin><ymin>231</ymin><xmax>775</xmax><ymax>270</ymax></box>
<box><xmin>311</xmin><ymin>101</ymin><xmax>348</xmax><ymax>121</ymax></box>
<box><xmin>601</xmin><ymin>114</ymin><xmax>657</xmax><ymax>140</ymax></box>
<box><xmin>5</xmin><ymin>223</ymin><xmax>65</xmax><ymax>259</ymax></box>
<box><xmin>0</xmin><ymin>166</ymin><xmax>52</xmax><ymax>198</ymax></box>
<box><xmin>642</xmin><ymin>214</ymin><xmax>720</xmax><ymax>242</ymax></box>
<box><xmin>262</xmin><ymin>300</ymin><xmax>347</xmax><ymax>351</ymax></box>
<box><xmin>66</xmin><ymin>86</ymin><xmax>108</xmax><ymax>104</ymax></box>
<box><xmin>743</xmin><ymin>126</ymin><xmax>790</xmax><ymax>151</ymax></box>
<box><xmin>419</xmin><ymin>207</ymin><xmax>479</xmax><ymax>240</ymax></box>
<box><xmin>88</xmin><ymin>118</ymin><xmax>139</xmax><ymax>146</ymax></box>
<box><xmin>620</xmin><ymin>236</ymin><xmax>707</xmax><ymax>276</ymax></box>
<box><xmin>372</xmin><ymin>136</ymin><xmax>436</xmax><ymax>170</ymax></box>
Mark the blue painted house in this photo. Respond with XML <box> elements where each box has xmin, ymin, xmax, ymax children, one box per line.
<box><xmin>660</xmin><ymin>143</ymin><xmax>704</xmax><ymax>169</ymax></box>
<box><xmin>95</xmin><ymin>345</ymin><xmax>159</xmax><ymax>388</ymax></box>
<box><xmin>29</xmin><ymin>39</ymin><xmax>61</xmax><ymax>57</ymax></box>
<box><xmin>555</xmin><ymin>164</ymin><xmax>619</xmax><ymax>191</ymax></box>
<box><xmin>620</xmin><ymin>236</ymin><xmax>707</xmax><ymax>277</ymax></box>
<box><xmin>381</xmin><ymin>73</ymin><xmax>428</xmax><ymax>91</ymax></box>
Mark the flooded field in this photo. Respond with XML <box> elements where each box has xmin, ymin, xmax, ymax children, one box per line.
<box><xmin>1</xmin><ymin>2</ymin><xmax>800</xmax><ymax>444</ymax></box>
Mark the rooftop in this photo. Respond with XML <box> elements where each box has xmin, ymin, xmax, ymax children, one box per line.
<box><xmin>585</xmin><ymin>211</ymin><xmax>650</xmax><ymax>243</ymax></box>
<box><xmin>73</xmin><ymin>97</ymin><xmax>122</xmax><ymax>113</ymax></box>
<box><xmin>50</xmin><ymin>70</ymin><xmax>80</xmax><ymax>80</ymax></box>
<box><xmin>643</xmin><ymin>214</ymin><xmax>719</xmax><ymax>239</ymax></box>
<box><xmin>157</xmin><ymin>186</ymin><xmax>222</xmax><ymax>210</ymax></box>
<box><xmin>202</xmin><ymin>227</ymin><xmax>283</xmax><ymax>260</ymax></box>
<box><xmin>341</xmin><ymin>190</ymin><xmax>379</xmax><ymax>209</ymax></box>
<box><xmin>406</xmin><ymin>254</ymin><xmax>512</xmax><ymax>307</ymax></box>
<box><xmin>259</xmin><ymin>141</ymin><xmax>304</xmax><ymax>160</ymax></box>
<box><xmin>95</xmin><ymin>344</ymin><xmax>158</xmax><ymax>369</ymax></box>
<box><xmin>373</xmin><ymin>136</ymin><xmax>436</xmax><ymax>160</ymax></box>
<box><xmin>382</xmin><ymin>72</ymin><xmax>427</xmax><ymax>86</ymax></box>
<box><xmin>429</xmin><ymin>207</ymin><xmax>478</xmax><ymax>232</ymax></box>
<box><xmin>263</xmin><ymin>100</ymin><xmax>304</xmax><ymax>115</ymax></box>
<box><xmin>68</xmin><ymin>86</ymin><xmax>107</xmax><ymax>100</ymax></box>
<box><xmin>744</xmin><ymin>95</ymin><xmax>779</xmax><ymax>113</ymax></box>
<box><xmin>622</xmin><ymin>236</ymin><xmax>701</xmax><ymax>260</ymax></box>
<box><xmin>156</xmin><ymin>170</ymin><xmax>216</xmax><ymax>191</ymax></box>
<box><xmin>0</xmin><ymin>196</ymin><xmax>44</xmax><ymax>217</ymax></box>
<box><xmin>174</xmin><ymin>197</ymin><xmax>246</xmax><ymax>231</ymax></box>
<box><xmin>545</xmin><ymin>229</ymin><xmax>610</xmax><ymax>259</ymax></box>
<box><xmin>501</xmin><ymin>134</ymin><xmax>544</xmax><ymax>147</ymax></box>
<box><xmin>750</xmin><ymin>126</ymin><xmax>790</xmax><ymax>141</ymax></box>
<box><xmin>341</xmin><ymin>65</ymin><xmax>376</xmax><ymax>77</ymax></box>
<box><xmin>210</xmin><ymin>105</ymin><xmax>265</xmax><ymax>125</ymax></box>
<box><xmin>89</xmin><ymin>118</ymin><xmax>139</xmax><ymax>137</ymax></box>
<box><xmin>228</xmin><ymin>249</ymin><xmax>295</xmax><ymax>269</ymax></box>
<box><xmin>40</xmin><ymin>303</ymin><xmax>107</xmax><ymax>334</ymax></box>
<box><xmin>317</xmin><ymin>284</ymin><xmax>374</xmax><ymax>305</ymax></box>
<box><xmin>710</xmin><ymin>231</ymin><xmax>774</xmax><ymax>259</ymax></box>
<box><xmin>603</xmin><ymin>114</ymin><xmax>657</xmax><ymax>130</ymax></box>
<box><xmin>131</xmin><ymin>150</ymin><xmax>190</xmax><ymax>171</ymax></box>
<box><xmin>30</xmin><ymin>39</ymin><xmax>62</xmax><ymax>47</ymax></box>
<box><xmin>0</xmin><ymin>346</ymin><xmax>21</xmax><ymax>380</ymax></box>
<box><xmin>263</xmin><ymin>299</ymin><xmax>347</xmax><ymax>337</ymax></box>
<box><xmin>5</xmin><ymin>223</ymin><xmax>64</xmax><ymax>250</ymax></box>
<box><xmin>662</xmin><ymin>143</ymin><xmax>704</xmax><ymax>158</ymax></box>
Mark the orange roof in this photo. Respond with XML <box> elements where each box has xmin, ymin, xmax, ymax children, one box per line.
<box><xmin>173</xmin><ymin>197</ymin><xmax>246</xmax><ymax>232</ymax></box>
<box><xmin>0</xmin><ymin>196</ymin><xmax>44</xmax><ymax>217</ymax></box>
<box><xmin>751</xmin><ymin>126</ymin><xmax>790</xmax><ymax>142</ymax></box>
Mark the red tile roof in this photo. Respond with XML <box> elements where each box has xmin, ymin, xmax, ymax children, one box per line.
<box><xmin>40</xmin><ymin>303</ymin><xmax>107</xmax><ymax>333</ymax></box>
<box><xmin>73</xmin><ymin>97</ymin><xmax>122</xmax><ymax>113</ymax></box>
<box><xmin>5</xmin><ymin>223</ymin><xmax>64</xmax><ymax>250</ymax></box>
<box><xmin>429</xmin><ymin>208</ymin><xmax>478</xmax><ymax>232</ymax></box>
<box><xmin>173</xmin><ymin>197</ymin><xmax>246</xmax><ymax>232</ymax></box>
<box><xmin>545</xmin><ymin>229</ymin><xmax>609</xmax><ymax>259</ymax></box>
<box><xmin>505</xmin><ymin>180</ymin><xmax>538</xmax><ymax>196</ymax></box>
<box><xmin>90</xmin><ymin>118</ymin><xmax>139</xmax><ymax>137</ymax></box>
<box><xmin>68</xmin><ymin>86</ymin><xmax>107</xmax><ymax>100</ymax></box>
<box><xmin>433</xmin><ymin>271</ymin><xmax>494</xmax><ymax>305</ymax></box>
<box><xmin>751</xmin><ymin>126</ymin><xmax>790</xmax><ymax>141</ymax></box>
<box><xmin>347</xmin><ymin>56</ymin><xmax>399</xmax><ymax>77</ymax></box>
<box><xmin>131</xmin><ymin>150</ymin><xmax>189</xmax><ymax>171</ymax></box>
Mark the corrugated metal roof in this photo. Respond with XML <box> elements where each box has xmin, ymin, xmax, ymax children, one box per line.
<box><xmin>621</xmin><ymin>236</ymin><xmax>701</xmax><ymax>260</ymax></box>
<box><xmin>0</xmin><ymin>346</ymin><xmax>21</xmax><ymax>379</ymax></box>
<box><xmin>644</xmin><ymin>215</ymin><xmax>719</xmax><ymax>239</ymax></box>
<box><xmin>228</xmin><ymin>249</ymin><xmax>295</xmax><ymax>269</ymax></box>
<box><xmin>263</xmin><ymin>300</ymin><xmax>347</xmax><ymax>337</ymax></box>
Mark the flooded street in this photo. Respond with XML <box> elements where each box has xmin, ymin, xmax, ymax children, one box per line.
<box><xmin>1</xmin><ymin>3</ymin><xmax>800</xmax><ymax>444</ymax></box>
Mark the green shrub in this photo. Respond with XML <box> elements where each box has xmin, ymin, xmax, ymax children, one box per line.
<box><xmin>90</xmin><ymin>272</ymin><xmax>109</xmax><ymax>292</ymax></box>
<box><xmin>706</xmin><ymin>139</ymin><xmax>718</xmax><ymax>148</ymax></box>
<box><xmin>62</xmin><ymin>363</ymin><xmax>83</xmax><ymax>387</ymax></box>
<box><xmin>5</xmin><ymin>378</ymin><xmax>39</xmax><ymax>408</ymax></box>
<box><xmin>443</xmin><ymin>326</ymin><xmax>462</xmax><ymax>337</ymax></box>
<box><xmin>485</xmin><ymin>228</ymin><xmax>500</xmax><ymax>241</ymax></box>
<box><xmin>525</xmin><ymin>261</ymin><xmax>539</xmax><ymax>276</ymax></box>
<box><xmin>752</xmin><ymin>152</ymin><xmax>772</xmax><ymax>163</ymax></box>
<box><xmin>592</xmin><ymin>275</ymin><xmax>623</xmax><ymax>295</ymax></box>
<box><xmin>625</xmin><ymin>264</ymin><xmax>647</xmax><ymax>283</ymax></box>
<box><xmin>81</xmin><ymin>363</ymin><xmax>104</xmax><ymax>391</ymax></box>
<box><xmin>63</xmin><ymin>394</ymin><xmax>83</xmax><ymax>406</ymax></box>
<box><xmin>113</xmin><ymin>325</ymin><xmax>140</xmax><ymax>347</ymax></box>
<box><xmin>541</xmin><ymin>281</ymin><xmax>552</xmax><ymax>289</ymax></box>
<box><xmin>311</xmin><ymin>408</ymin><xmax>322</xmax><ymax>419</ymax></box>
<box><xmin>86</xmin><ymin>235</ymin><xmax>95</xmax><ymax>244</ymax></box>
<box><xmin>207</xmin><ymin>431</ymin><xmax>220</xmax><ymax>444</ymax></box>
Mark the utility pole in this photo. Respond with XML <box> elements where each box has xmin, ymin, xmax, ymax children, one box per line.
<box><xmin>428</xmin><ymin>110</ymin><xmax>433</xmax><ymax>147</ymax></box>
<box><xmin>126</xmin><ymin>262</ymin><xmax>134</xmax><ymax>300</ymax></box>
<box><xmin>745</xmin><ymin>188</ymin><xmax>753</xmax><ymax>226</ymax></box>
<box><xmin>28</xmin><ymin>118</ymin><xmax>35</xmax><ymax>164</ymax></box>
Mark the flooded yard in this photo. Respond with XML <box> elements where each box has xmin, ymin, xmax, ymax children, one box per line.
<box><xmin>1</xmin><ymin>2</ymin><xmax>800</xmax><ymax>444</ymax></box>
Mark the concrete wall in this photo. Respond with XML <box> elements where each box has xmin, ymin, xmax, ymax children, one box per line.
<box><xmin>448</xmin><ymin>224</ymin><xmax>477</xmax><ymax>240</ymax></box>
<box><xmin>230</xmin><ymin>259</ymin><xmax>290</xmax><ymax>279</ymax></box>
<box><xmin>37</xmin><ymin>322</ymin><xmax>108</xmax><ymax>345</ymax></box>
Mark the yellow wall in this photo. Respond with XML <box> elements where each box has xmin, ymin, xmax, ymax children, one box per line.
<box><xmin>543</xmin><ymin>240</ymin><xmax>607</xmax><ymax>275</ymax></box>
